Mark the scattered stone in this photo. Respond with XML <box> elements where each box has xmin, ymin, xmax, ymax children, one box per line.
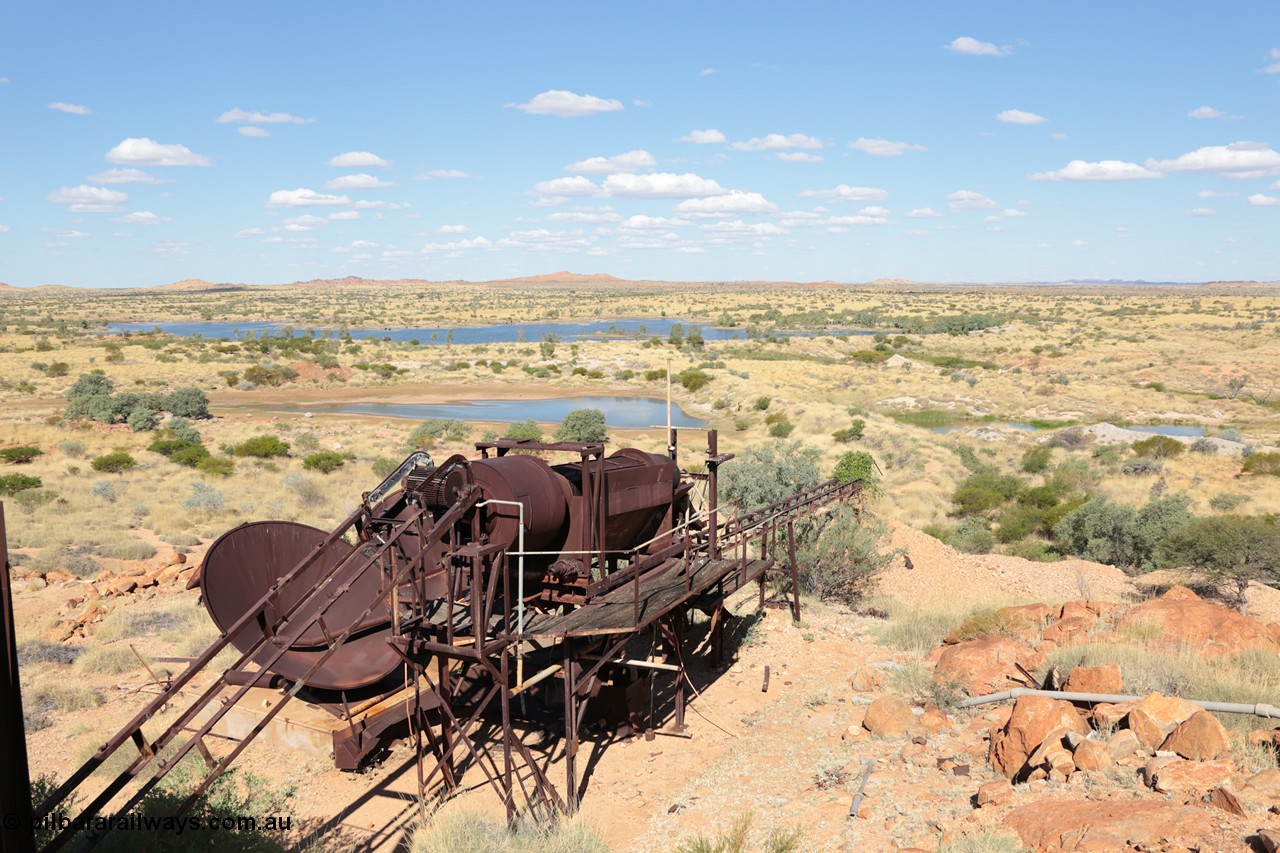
<box><xmin>1105</xmin><ymin>729</ymin><xmax>1142</xmax><ymax>758</ymax></box>
<box><xmin>1062</xmin><ymin>663</ymin><xmax>1122</xmax><ymax>694</ymax></box>
<box><xmin>1092</xmin><ymin>699</ymin><xmax>1138</xmax><ymax>729</ymax></box>
<box><xmin>1126</xmin><ymin>692</ymin><xmax>1201</xmax><ymax>749</ymax></box>
<box><xmin>1006</xmin><ymin>799</ymin><xmax>1212</xmax><ymax>852</ymax></box>
<box><xmin>862</xmin><ymin>695</ymin><xmax>915</xmax><ymax>738</ymax></box>
<box><xmin>1248</xmin><ymin>769</ymin><xmax>1280</xmax><ymax>801</ymax></box>
<box><xmin>918</xmin><ymin>707</ymin><xmax>951</xmax><ymax>734</ymax></box>
<box><xmin>1043</xmin><ymin>615</ymin><xmax>1093</xmax><ymax>646</ymax></box>
<box><xmin>1118</xmin><ymin>585</ymin><xmax>1280</xmax><ymax>658</ymax></box>
<box><xmin>975</xmin><ymin>779</ymin><xmax>1013</xmax><ymax>807</ymax></box>
<box><xmin>1160</xmin><ymin>709</ymin><xmax>1230</xmax><ymax>761</ymax></box>
<box><xmin>926</xmin><ymin>634</ymin><xmax>1044</xmax><ymax>696</ymax></box>
<box><xmin>1206</xmin><ymin>786</ymin><xmax>1248</xmax><ymax>817</ymax></box>
<box><xmin>989</xmin><ymin>695</ymin><xmax>1091</xmax><ymax>779</ymax></box>
<box><xmin>1150</xmin><ymin>758</ymin><xmax>1236</xmax><ymax>794</ymax></box>
<box><xmin>1259</xmin><ymin>828</ymin><xmax>1280</xmax><ymax>853</ymax></box>
<box><xmin>1072</xmin><ymin>738</ymin><xmax>1113</xmax><ymax>772</ymax></box>
<box><xmin>850</xmin><ymin>666</ymin><xmax>886</xmax><ymax>692</ymax></box>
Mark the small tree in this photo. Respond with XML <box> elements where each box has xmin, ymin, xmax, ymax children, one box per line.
<box><xmin>553</xmin><ymin>408</ymin><xmax>607</xmax><ymax>442</ymax></box>
<box><xmin>503</xmin><ymin>419</ymin><xmax>543</xmax><ymax>442</ymax></box>
<box><xmin>1020</xmin><ymin>445</ymin><xmax>1052</xmax><ymax>474</ymax></box>
<box><xmin>720</xmin><ymin>439</ymin><xmax>821</xmax><ymax>512</ymax></box>
<box><xmin>0</xmin><ymin>474</ymin><xmax>42</xmax><ymax>496</ymax></box>
<box><xmin>795</xmin><ymin>507</ymin><xmax>902</xmax><ymax>604</ymax></box>
<box><xmin>1131</xmin><ymin>435</ymin><xmax>1184</xmax><ymax>459</ymax></box>
<box><xmin>1054</xmin><ymin>498</ymin><xmax>1137</xmax><ymax>567</ymax></box>
<box><xmin>1242</xmin><ymin>452</ymin><xmax>1280</xmax><ymax>476</ymax></box>
<box><xmin>1</xmin><ymin>446</ymin><xmax>42</xmax><ymax>464</ymax></box>
<box><xmin>164</xmin><ymin>387</ymin><xmax>211</xmax><ymax>419</ymax></box>
<box><xmin>1158</xmin><ymin>515</ymin><xmax>1280</xmax><ymax>610</ymax></box>
<box><xmin>539</xmin><ymin>333</ymin><xmax>559</xmax><ymax>360</ymax></box>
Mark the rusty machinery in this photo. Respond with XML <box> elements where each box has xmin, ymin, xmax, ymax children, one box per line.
<box><xmin>26</xmin><ymin>430</ymin><xmax>862</xmax><ymax>849</ymax></box>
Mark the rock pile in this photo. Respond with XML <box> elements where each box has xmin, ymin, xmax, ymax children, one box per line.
<box><xmin>36</xmin><ymin>554</ymin><xmax>198</xmax><ymax>641</ymax></box>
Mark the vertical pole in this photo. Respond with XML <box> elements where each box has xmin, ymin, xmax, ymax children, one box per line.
<box><xmin>787</xmin><ymin>521</ymin><xmax>801</xmax><ymax>623</ymax></box>
<box><xmin>1</xmin><ymin>503</ymin><xmax>37</xmax><ymax>853</ymax></box>
<box><xmin>665</xmin><ymin>357</ymin><xmax>672</xmax><ymax>452</ymax></box>
<box><xmin>499</xmin><ymin>645</ymin><xmax>514</xmax><ymax>825</ymax></box>
<box><xmin>706</xmin><ymin>429</ymin><xmax>719</xmax><ymax>560</ymax></box>
<box><xmin>562</xmin><ymin>640</ymin><xmax>578</xmax><ymax>811</ymax></box>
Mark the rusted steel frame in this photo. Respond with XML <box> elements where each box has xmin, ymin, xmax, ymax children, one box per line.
<box><xmin>499</xmin><ymin>643</ymin><xmax>515</xmax><ymax>824</ymax></box>
<box><xmin>414</xmin><ymin>681</ymin><xmax>505</xmax><ymax>795</ymax></box>
<box><xmin>50</xmin><ymin>494</ymin><xmax>477</xmax><ymax>851</ymax></box>
<box><xmin>597</xmin><ymin>453</ymin><xmax>607</xmax><ymax>581</ymax></box>
<box><xmin>573</xmin><ymin>633</ymin><xmax>636</xmax><ymax>696</ymax></box>
<box><xmin>78</xmin><ymin>498</ymin><xmax>471</xmax><ymax>851</ymax></box>
<box><xmin>34</xmin><ymin>501</ymin><xmax>372</xmax><ymax>826</ymax></box>
<box><xmin>1</xmin><ymin>503</ymin><xmax>37</xmax><ymax>853</ymax></box>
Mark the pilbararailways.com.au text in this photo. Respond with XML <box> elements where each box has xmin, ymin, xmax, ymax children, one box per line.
<box><xmin>10</xmin><ymin>812</ymin><xmax>292</xmax><ymax>835</ymax></box>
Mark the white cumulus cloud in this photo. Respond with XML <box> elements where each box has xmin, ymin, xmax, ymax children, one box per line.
<box><xmin>48</xmin><ymin>185</ymin><xmax>127</xmax><ymax>212</ymax></box>
<box><xmin>602</xmin><ymin>173</ymin><xmax>726</xmax><ymax>198</ymax></box>
<box><xmin>534</xmin><ymin>176</ymin><xmax>600</xmax><ymax>197</ymax></box>
<box><xmin>677</xmin><ymin>129</ymin><xmax>727</xmax><ymax>144</ymax></box>
<box><xmin>1262</xmin><ymin>48</ymin><xmax>1280</xmax><ymax>74</ymax></box>
<box><xmin>416</xmin><ymin>169</ymin><xmax>471</xmax><ymax>179</ymax></box>
<box><xmin>105</xmin><ymin>138</ymin><xmax>212</xmax><ymax>167</ymax></box>
<box><xmin>777</xmin><ymin>152</ymin><xmax>823</xmax><ymax>163</ymax></box>
<box><xmin>620</xmin><ymin>215</ymin><xmax>688</xmax><ymax>229</ymax></box>
<box><xmin>906</xmin><ymin>207</ymin><xmax>942</xmax><ymax>218</ymax></box>
<box><xmin>675</xmin><ymin>191</ymin><xmax>777</xmax><ymax>216</ymax></box>
<box><xmin>116</xmin><ymin>211</ymin><xmax>169</xmax><ymax>225</ymax></box>
<box><xmin>544</xmin><ymin>209</ymin><xmax>622</xmax><ymax>224</ymax></box>
<box><xmin>329</xmin><ymin>151</ymin><xmax>391</xmax><ymax>168</ymax></box>
<box><xmin>947</xmin><ymin>190</ymin><xmax>998</xmax><ymax>210</ymax></box>
<box><xmin>730</xmin><ymin>133</ymin><xmax>822</xmax><ymax>152</ymax></box>
<box><xmin>438</xmin><ymin>224</ymin><xmax>471</xmax><ymax>233</ymax></box>
<box><xmin>827</xmin><ymin>213</ymin><xmax>888</xmax><ymax>226</ymax></box>
<box><xmin>238</xmin><ymin>127</ymin><xmax>270</xmax><ymax>138</ymax></box>
<box><xmin>1188</xmin><ymin>105</ymin><xmax>1236</xmax><ymax>120</ymax></box>
<box><xmin>1029</xmin><ymin>160</ymin><xmax>1161</xmax><ymax>181</ymax></box>
<box><xmin>798</xmin><ymin>185</ymin><xmax>889</xmax><ymax>202</ymax></box>
<box><xmin>50</xmin><ymin>102</ymin><xmax>91</xmax><ymax>115</ymax></box>
<box><xmin>1186</xmin><ymin>207</ymin><xmax>1215</xmax><ymax>216</ymax></box>
<box><xmin>510</xmin><ymin>90</ymin><xmax>623</xmax><ymax>117</ymax></box>
<box><xmin>216</xmin><ymin>107</ymin><xmax>315</xmax><ymax>124</ymax></box>
<box><xmin>1247</xmin><ymin>193</ymin><xmax>1280</xmax><ymax>206</ymax></box>
<box><xmin>849</xmin><ymin>137</ymin><xmax>925</xmax><ymax>156</ymax></box>
<box><xmin>996</xmin><ymin>109</ymin><xmax>1047</xmax><ymax>125</ymax></box>
<box><xmin>87</xmin><ymin>168</ymin><xmax>170</xmax><ymax>185</ymax></box>
<box><xmin>1147</xmin><ymin>142</ymin><xmax>1280</xmax><ymax>179</ymax></box>
<box><xmin>325</xmin><ymin>173</ymin><xmax>397</xmax><ymax>190</ymax></box>
<box><xmin>565</xmin><ymin>150</ymin><xmax>655</xmax><ymax>174</ymax></box>
<box><xmin>266</xmin><ymin>188</ymin><xmax>351</xmax><ymax>208</ymax></box>
<box><xmin>281</xmin><ymin>214</ymin><xmax>327</xmax><ymax>232</ymax></box>
<box><xmin>946</xmin><ymin>36</ymin><xmax>1009</xmax><ymax>57</ymax></box>
<box><xmin>329</xmin><ymin>211</ymin><xmax>360</xmax><ymax>220</ymax></box>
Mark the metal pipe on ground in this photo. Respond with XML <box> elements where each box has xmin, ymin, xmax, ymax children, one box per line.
<box><xmin>958</xmin><ymin>687</ymin><xmax>1280</xmax><ymax>719</ymax></box>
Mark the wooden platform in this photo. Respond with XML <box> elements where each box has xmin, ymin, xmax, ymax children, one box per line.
<box><xmin>526</xmin><ymin>556</ymin><xmax>775</xmax><ymax>639</ymax></box>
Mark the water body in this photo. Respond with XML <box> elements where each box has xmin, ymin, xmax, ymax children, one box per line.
<box><xmin>289</xmin><ymin>397</ymin><xmax>707</xmax><ymax>430</ymax></box>
<box><xmin>929</xmin><ymin>422</ymin><xmax>1037</xmax><ymax>434</ymax></box>
<box><xmin>102</xmin><ymin>318</ymin><xmax>874</xmax><ymax>344</ymax></box>
<box><xmin>1129</xmin><ymin>424</ymin><xmax>1205</xmax><ymax>437</ymax></box>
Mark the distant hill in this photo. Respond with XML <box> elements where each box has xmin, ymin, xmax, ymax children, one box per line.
<box><xmin>500</xmin><ymin>271</ymin><xmax>626</xmax><ymax>284</ymax></box>
<box><xmin>149</xmin><ymin>278</ymin><xmax>239</xmax><ymax>292</ymax></box>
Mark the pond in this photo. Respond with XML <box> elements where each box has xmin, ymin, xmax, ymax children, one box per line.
<box><xmin>928</xmin><ymin>422</ymin><xmax>1205</xmax><ymax>437</ymax></box>
<box><xmin>102</xmin><ymin>318</ymin><xmax>875</xmax><ymax>344</ymax></box>
<box><xmin>284</xmin><ymin>397</ymin><xmax>707</xmax><ymax>430</ymax></box>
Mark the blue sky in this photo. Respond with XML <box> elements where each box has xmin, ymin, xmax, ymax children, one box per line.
<box><xmin>2</xmin><ymin>2</ymin><xmax>1279</xmax><ymax>288</ymax></box>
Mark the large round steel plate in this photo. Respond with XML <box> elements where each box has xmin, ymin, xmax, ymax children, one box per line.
<box><xmin>201</xmin><ymin>521</ymin><xmax>399</xmax><ymax>691</ymax></box>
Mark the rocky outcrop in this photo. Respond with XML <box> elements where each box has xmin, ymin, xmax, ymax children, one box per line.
<box><xmin>1006</xmin><ymin>799</ymin><xmax>1214</xmax><ymax>852</ymax></box>
<box><xmin>1118</xmin><ymin>585</ymin><xmax>1280</xmax><ymax>658</ymax></box>
<box><xmin>927</xmin><ymin>635</ymin><xmax>1043</xmax><ymax>695</ymax></box>
<box><xmin>989</xmin><ymin>695</ymin><xmax>1090</xmax><ymax>779</ymax></box>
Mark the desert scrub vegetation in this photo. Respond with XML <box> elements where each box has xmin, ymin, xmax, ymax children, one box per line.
<box><xmin>408</xmin><ymin>810</ymin><xmax>609</xmax><ymax>853</ymax></box>
<box><xmin>673</xmin><ymin>811</ymin><xmax>802</xmax><ymax>853</ymax></box>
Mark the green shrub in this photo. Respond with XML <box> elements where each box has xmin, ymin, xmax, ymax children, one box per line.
<box><xmin>721</xmin><ymin>440</ymin><xmax>821</xmax><ymax>511</ymax></box>
<box><xmin>952</xmin><ymin>517</ymin><xmax>994</xmax><ymax>554</ymax></box>
<box><xmin>180</xmin><ymin>482</ymin><xmax>226</xmax><ymax>514</ymax></box>
<box><xmin>553</xmin><ymin>408</ymin><xmax>607</xmax><ymax>442</ymax></box>
<box><xmin>407</xmin><ymin>418</ymin><xmax>471</xmax><ymax>448</ymax></box>
<box><xmin>1157</xmin><ymin>514</ymin><xmax>1280</xmax><ymax>608</ymax></box>
<box><xmin>768</xmin><ymin>419</ymin><xmax>795</xmax><ymax>438</ymax></box>
<box><xmin>197</xmin><ymin>456</ymin><xmax>235</xmax><ymax>477</ymax></box>
<box><xmin>302</xmin><ymin>451</ymin><xmax>345</xmax><ymax>473</ymax></box>
<box><xmin>951</xmin><ymin>472</ymin><xmax>1022</xmax><ymax>517</ymax></box>
<box><xmin>0</xmin><ymin>473</ymin><xmax>42</xmax><ymax>495</ymax></box>
<box><xmin>126</xmin><ymin>406</ymin><xmax>160</xmax><ymax>432</ymax></box>
<box><xmin>1131</xmin><ymin>435</ymin><xmax>1185</xmax><ymax>459</ymax></box>
<box><xmin>371</xmin><ymin>457</ymin><xmax>399</xmax><ymax>479</ymax></box>
<box><xmin>1242</xmin><ymin>451</ymin><xmax>1280</xmax><ymax>476</ymax></box>
<box><xmin>677</xmin><ymin>368</ymin><xmax>712</xmax><ymax>391</ymax></box>
<box><xmin>503</xmin><ymin>419</ymin><xmax>543</xmax><ymax>442</ymax></box>
<box><xmin>643</xmin><ymin>368</ymin><xmax>666</xmax><ymax>381</ymax></box>
<box><xmin>169</xmin><ymin>445</ymin><xmax>211</xmax><ymax>468</ymax></box>
<box><xmin>233</xmin><ymin>435</ymin><xmax>291</xmax><ymax>458</ymax></box>
<box><xmin>1209</xmin><ymin>492</ymin><xmax>1251</xmax><ymax>512</ymax></box>
<box><xmin>1004</xmin><ymin>537</ymin><xmax>1059</xmax><ymax>562</ymax></box>
<box><xmin>995</xmin><ymin>503</ymin><xmax>1045</xmax><ymax>543</ymax></box>
<box><xmin>1122</xmin><ymin>459</ymin><xmax>1163</xmax><ymax>476</ymax></box>
<box><xmin>1020</xmin><ymin>445</ymin><xmax>1052</xmax><ymax>474</ymax></box>
<box><xmin>796</xmin><ymin>508</ymin><xmax>900</xmax><ymax>605</ymax></box>
<box><xmin>1</xmin><ymin>445</ymin><xmax>43</xmax><ymax>464</ymax></box>
<box><xmin>833</xmin><ymin>451</ymin><xmax>878</xmax><ymax>491</ymax></box>
<box><xmin>90</xmin><ymin>451</ymin><xmax>136</xmax><ymax>473</ymax></box>
<box><xmin>753</xmin><ymin>396</ymin><xmax>771</xmax><ymax>411</ymax></box>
